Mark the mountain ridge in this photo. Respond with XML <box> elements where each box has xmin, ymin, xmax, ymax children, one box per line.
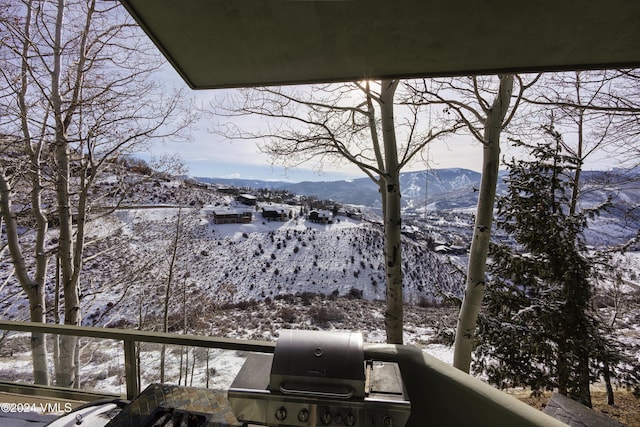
<box><xmin>196</xmin><ymin>167</ymin><xmax>640</xmax><ymax>215</ymax></box>
<box><xmin>196</xmin><ymin>168</ymin><xmax>484</xmax><ymax>208</ymax></box>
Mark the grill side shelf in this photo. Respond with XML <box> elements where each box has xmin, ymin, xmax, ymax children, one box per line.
<box><xmin>229</xmin><ymin>353</ymin><xmax>273</xmax><ymax>391</ymax></box>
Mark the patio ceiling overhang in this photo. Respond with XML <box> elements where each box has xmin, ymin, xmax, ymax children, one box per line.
<box><xmin>118</xmin><ymin>0</ymin><xmax>640</xmax><ymax>89</ymax></box>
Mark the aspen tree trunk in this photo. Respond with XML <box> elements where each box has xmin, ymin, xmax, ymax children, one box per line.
<box><xmin>161</xmin><ymin>208</ymin><xmax>182</xmax><ymax>382</ymax></box>
<box><xmin>51</xmin><ymin>0</ymin><xmax>76</xmax><ymax>387</ymax></box>
<box><xmin>51</xmin><ymin>0</ymin><xmax>96</xmax><ymax>387</ymax></box>
<box><xmin>26</xmin><ymin>143</ymin><xmax>51</xmax><ymax>386</ymax></box>
<box><xmin>0</xmin><ymin>174</ymin><xmax>49</xmax><ymax>384</ymax></box>
<box><xmin>54</xmin><ymin>120</ymin><xmax>80</xmax><ymax>386</ymax></box>
<box><xmin>379</xmin><ymin>80</ymin><xmax>404</xmax><ymax>344</ymax></box>
<box><xmin>1</xmin><ymin>0</ymin><xmax>52</xmax><ymax>385</ymax></box>
<box><xmin>453</xmin><ymin>75</ymin><xmax>514</xmax><ymax>372</ymax></box>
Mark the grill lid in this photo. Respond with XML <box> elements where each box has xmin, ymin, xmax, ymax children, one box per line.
<box><xmin>269</xmin><ymin>330</ymin><xmax>365</xmax><ymax>398</ymax></box>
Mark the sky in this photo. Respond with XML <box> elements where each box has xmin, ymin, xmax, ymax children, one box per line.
<box><xmin>145</xmin><ymin>108</ymin><xmax>623</xmax><ymax>183</ymax></box>
<box><xmin>144</xmin><ymin>131</ymin><xmax>486</xmax><ymax>182</ymax></box>
<box><xmin>137</xmin><ymin>66</ymin><xmax>625</xmax><ymax>183</ymax></box>
<box><xmin>136</xmin><ymin>66</ymin><xmax>489</xmax><ymax>182</ymax></box>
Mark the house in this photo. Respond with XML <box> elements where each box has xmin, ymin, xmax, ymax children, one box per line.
<box><xmin>346</xmin><ymin>209</ymin><xmax>363</xmax><ymax>220</ymax></box>
<box><xmin>262</xmin><ymin>206</ymin><xmax>288</xmax><ymax>221</ymax></box>
<box><xmin>217</xmin><ymin>187</ymin><xmax>236</xmax><ymax>195</ymax></box>
<box><xmin>308</xmin><ymin>210</ymin><xmax>333</xmax><ymax>224</ymax></box>
<box><xmin>401</xmin><ymin>225</ymin><xmax>418</xmax><ymax>239</ymax></box>
<box><xmin>211</xmin><ymin>208</ymin><xmax>252</xmax><ymax>224</ymax></box>
<box><xmin>237</xmin><ymin>194</ymin><xmax>257</xmax><ymax>206</ymax></box>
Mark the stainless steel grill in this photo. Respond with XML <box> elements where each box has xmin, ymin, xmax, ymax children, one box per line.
<box><xmin>228</xmin><ymin>330</ymin><xmax>411</xmax><ymax>427</ymax></box>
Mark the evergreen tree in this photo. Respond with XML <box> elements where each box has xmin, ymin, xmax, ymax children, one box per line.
<box><xmin>473</xmin><ymin>136</ymin><xmax>638</xmax><ymax>407</ymax></box>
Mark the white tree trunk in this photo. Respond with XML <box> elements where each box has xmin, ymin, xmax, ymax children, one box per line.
<box><xmin>453</xmin><ymin>75</ymin><xmax>514</xmax><ymax>372</ymax></box>
<box><xmin>0</xmin><ymin>172</ymin><xmax>49</xmax><ymax>385</ymax></box>
<box><xmin>380</xmin><ymin>80</ymin><xmax>404</xmax><ymax>344</ymax></box>
<box><xmin>0</xmin><ymin>0</ymin><xmax>51</xmax><ymax>385</ymax></box>
<box><xmin>161</xmin><ymin>208</ymin><xmax>183</xmax><ymax>382</ymax></box>
<box><xmin>51</xmin><ymin>0</ymin><xmax>80</xmax><ymax>387</ymax></box>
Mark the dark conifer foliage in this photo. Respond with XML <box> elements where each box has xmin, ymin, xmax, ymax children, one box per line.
<box><xmin>474</xmin><ymin>135</ymin><xmax>639</xmax><ymax>408</ymax></box>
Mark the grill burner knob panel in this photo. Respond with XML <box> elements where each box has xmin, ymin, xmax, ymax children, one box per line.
<box><xmin>383</xmin><ymin>416</ymin><xmax>393</xmax><ymax>427</ymax></box>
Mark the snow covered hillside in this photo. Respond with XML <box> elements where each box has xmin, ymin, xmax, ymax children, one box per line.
<box><xmin>0</xmin><ymin>175</ymin><xmax>465</xmax><ymax>393</ymax></box>
<box><xmin>0</xmin><ymin>174</ymin><xmax>465</xmax><ymax>331</ymax></box>
<box><xmin>77</xmin><ymin>204</ymin><xmax>465</xmax><ymax>331</ymax></box>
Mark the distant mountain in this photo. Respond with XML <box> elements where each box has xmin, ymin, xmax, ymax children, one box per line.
<box><xmin>195</xmin><ymin>175</ymin><xmax>379</xmax><ymax>205</ymax></box>
<box><xmin>196</xmin><ymin>168</ymin><xmax>484</xmax><ymax>208</ymax></box>
<box><xmin>398</xmin><ymin>169</ymin><xmax>485</xmax><ymax>211</ymax></box>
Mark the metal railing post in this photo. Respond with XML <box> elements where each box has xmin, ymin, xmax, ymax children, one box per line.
<box><xmin>123</xmin><ymin>338</ymin><xmax>139</xmax><ymax>400</ymax></box>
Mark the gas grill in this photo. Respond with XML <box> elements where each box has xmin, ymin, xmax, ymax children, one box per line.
<box><xmin>228</xmin><ymin>330</ymin><xmax>411</xmax><ymax>427</ymax></box>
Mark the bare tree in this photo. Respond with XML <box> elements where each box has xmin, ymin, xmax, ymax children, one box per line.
<box><xmin>524</xmin><ymin>72</ymin><xmax>628</xmax><ymax>213</ymax></box>
<box><xmin>520</xmin><ymin>70</ymin><xmax>640</xmax><ymax>269</ymax></box>
<box><xmin>0</xmin><ymin>0</ymin><xmax>53</xmax><ymax>385</ymax></box>
<box><xmin>524</xmin><ymin>69</ymin><xmax>640</xmax><ymax>167</ymax></box>
<box><xmin>411</xmin><ymin>75</ymin><xmax>537</xmax><ymax>372</ymax></box>
<box><xmin>416</xmin><ymin>71</ymin><xmax>637</xmax><ymax>375</ymax></box>
<box><xmin>0</xmin><ymin>0</ymin><xmax>193</xmax><ymax>386</ymax></box>
<box><xmin>210</xmin><ymin>80</ymin><xmax>460</xmax><ymax>343</ymax></box>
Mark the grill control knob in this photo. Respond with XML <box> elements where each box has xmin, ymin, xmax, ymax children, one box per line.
<box><xmin>334</xmin><ymin>413</ymin><xmax>344</xmax><ymax>424</ymax></box>
<box><xmin>383</xmin><ymin>416</ymin><xmax>393</xmax><ymax>427</ymax></box>
<box><xmin>345</xmin><ymin>413</ymin><xmax>357</xmax><ymax>427</ymax></box>
<box><xmin>298</xmin><ymin>409</ymin><xmax>310</xmax><ymax>423</ymax></box>
<box><xmin>320</xmin><ymin>410</ymin><xmax>333</xmax><ymax>425</ymax></box>
<box><xmin>275</xmin><ymin>407</ymin><xmax>287</xmax><ymax>421</ymax></box>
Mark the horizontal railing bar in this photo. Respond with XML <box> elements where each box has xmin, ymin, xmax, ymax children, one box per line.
<box><xmin>0</xmin><ymin>320</ymin><xmax>275</xmax><ymax>353</ymax></box>
<box><xmin>0</xmin><ymin>381</ymin><xmax>121</xmax><ymax>402</ymax></box>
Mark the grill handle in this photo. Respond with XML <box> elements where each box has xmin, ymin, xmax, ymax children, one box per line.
<box><xmin>279</xmin><ymin>383</ymin><xmax>354</xmax><ymax>400</ymax></box>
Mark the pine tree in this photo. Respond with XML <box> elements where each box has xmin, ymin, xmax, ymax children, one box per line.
<box><xmin>473</xmin><ymin>135</ymin><xmax>638</xmax><ymax>407</ymax></box>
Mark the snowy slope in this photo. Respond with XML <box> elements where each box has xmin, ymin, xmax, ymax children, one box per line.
<box><xmin>76</xmin><ymin>204</ymin><xmax>464</xmax><ymax>330</ymax></box>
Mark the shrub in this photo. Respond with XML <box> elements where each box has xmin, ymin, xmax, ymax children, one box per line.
<box><xmin>417</xmin><ymin>296</ymin><xmax>438</xmax><ymax>308</ymax></box>
<box><xmin>278</xmin><ymin>307</ymin><xmax>297</xmax><ymax>323</ymax></box>
<box><xmin>309</xmin><ymin>306</ymin><xmax>344</xmax><ymax>326</ymax></box>
<box><xmin>300</xmin><ymin>292</ymin><xmax>315</xmax><ymax>306</ymax></box>
<box><xmin>349</xmin><ymin>287</ymin><xmax>363</xmax><ymax>299</ymax></box>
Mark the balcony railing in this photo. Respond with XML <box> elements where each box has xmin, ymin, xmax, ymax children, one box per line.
<box><xmin>0</xmin><ymin>320</ymin><xmax>274</xmax><ymax>401</ymax></box>
<box><xmin>0</xmin><ymin>320</ymin><xmax>567</xmax><ymax>427</ymax></box>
